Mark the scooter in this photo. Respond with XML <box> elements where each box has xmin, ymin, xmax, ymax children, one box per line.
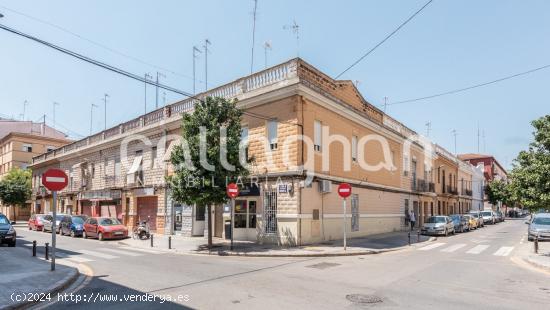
<box><xmin>133</xmin><ymin>220</ymin><xmax>151</xmax><ymax>240</ymax></box>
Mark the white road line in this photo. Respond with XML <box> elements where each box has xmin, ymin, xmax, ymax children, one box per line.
<box><xmin>466</xmin><ymin>245</ymin><xmax>490</xmax><ymax>254</ymax></box>
<box><xmin>78</xmin><ymin>249</ymin><xmax>119</xmax><ymax>259</ymax></box>
<box><xmin>99</xmin><ymin>248</ymin><xmax>143</xmax><ymax>257</ymax></box>
<box><xmin>441</xmin><ymin>244</ymin><xmax>467</xmax><ymax>253</ymax></box>
<box><xmin>493</xmin><ymin>246</ymin><xmax>514</xmax><ymax>257</ymax></box>
<box><xmin>117</xmin><ymin>246</ymin><xmax>161</xmax><ymax>254</ymax></box>
<box><xmin>65</xmin><ymin>255</ymin><xmax>94</xmax><ymax>263</ymax></box>
<box><xmin>418</xmin><ymin>243</ymin><xmax>446</xmax><ymax>251</ymax></box>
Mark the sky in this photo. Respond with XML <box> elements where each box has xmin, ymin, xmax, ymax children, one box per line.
<box><xmin>0</xmin><ymin>0</ymin><xmax>549</xmax><ymax>169</ymax></box>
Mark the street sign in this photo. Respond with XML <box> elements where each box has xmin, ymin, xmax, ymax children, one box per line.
<box><xmin>226</xmin><ymin>183</ymin><xmax>239</xmax><ymax>198</ymax></box>
<box><xmin>337</xmin><ymin>183</ymin><xmax>352</xmax><ymax>198</ymax></box>
<box><xmin>42</xmin><ymin>169</ymin><xmax>68</xmax><ymax>191</ymax></box>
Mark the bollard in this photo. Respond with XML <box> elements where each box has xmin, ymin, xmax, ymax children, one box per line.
<box><xmin>150</xmin><ymin>234</ymin><xmax>154</xmax><ymax>248</ymax></box>
<box><xmin>45</xmin><ymin>242</ymin><xmax>49</xmax><ymax>260</ymax></box>
<box><xmin>32</xmin><ymin>240</ymin><xmax>37</xmax><ymax>257</ymax></box>
<box><xmin>417</xmin><ymin>230</ymin><xmax>421</xmax><ymax>243</ymax></box>
<box><xmin>168</xmin><ymin>236</ymin><xmax>172</xmax><ymax>249</ymax></box>
<box><xmin>534</xmin><ymin>234</ymin><xmax>539</xmax><ymax>254</ymax></box>
<box><xmin>408</xmin><ymin>232</ymin><xmax>411</xmax><ymax>246</ymax></box>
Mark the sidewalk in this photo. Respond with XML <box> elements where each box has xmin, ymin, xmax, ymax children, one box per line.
<box><xmin>119</xmin><ymin>230</ymin><xmax>435</xmax><ymax>257</ymax></box>
<box><xmin>0</xmin><ymin>246</ymin><xmax>79</xmax><ymax>310</ymax></box>
<box><xmin>522</xmin><ymin>241</ymin><xmax>550</xmax><ymax>272</ymax></box>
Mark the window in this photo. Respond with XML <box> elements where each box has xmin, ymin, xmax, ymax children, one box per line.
<box><xmin>403</xmin><ymin>155</ymin><xmax>409</xmax><ymax>176</ymax></box>
<box><xmin>46</xmin><ymin>146</ymin><xmax>55</xmax><ymax>152</ymax></box>
<box><xmin>151</xmin><ymin>147</ymin><xmax>157</xmax><ymax>169</ymax></box>
<box><xmin>104</xmin><ymin>158</ymin><xmax>109</xmax><ymax>176</ymax></box>
<box><xmin>314</xmin><ymin>120</ymin><xmax>322</xmax><ymax>152</ymax></box>
<box><xmin>267</xmin><ymin>120</ymin><xmax>278</xmax><ymax>150</ymax></box>
<box><xmin>22</xmin><ymin>143</ymin><xmax>32</xmax><ymax>152</ymax></box>
<box><xmin>263</xmin><ymin>190</ymin><xmax>278</xmax><ymax>234</ymax></box>
<box><xmin>234</xmin><ymin>200</ymin><xmax>256</xmax><ymax>229</ymax></box>
<box><xmin>114</xmin><ymin>158</ymin><xmax>121</xmax><ymax>177</ymax></box>
<box><xmin>91</xmin><ymin>164</ymin><xmax>95</xmax><ymax>178</ymax></box>
<box><xmin>241</xmin><ymin>127</ymin><xmax>249</xmax><ymax>159</ymax></box>
<box><xmin>351</xmin><ymin>194</ymin><xmax>359</xmax><ymax>231</ymax></box>
<box><xmin>20</xmin><ymin>163</ymin><xmax>28</xmax><ymax>170</ymax></box>
<box><xmin>351</xmin><ymin>135</ymin><xmax>358</xmax><ymax>162</ymax></box>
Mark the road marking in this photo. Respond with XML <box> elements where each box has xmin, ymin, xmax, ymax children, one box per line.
<box><xmin>65</xmin><ymin>255</ymin><xmax>94</xmax><ymax>263</ymax></box>
<box><xmin>418</xmin><ymin>243</ymin><xmax>446</xmax><ymax>251</ymax></box>
<box><xmin>466</xmin><ymin>245</ymin><xmax>490</xmax><ymax>254</ymax></box>
<box><xmin>493</xmin><ymin>246</ymin><xmax>514</xmax><ymax>257</ymax></box>
<box><xmin>78</xmin><ymin>249</ymin><xmax>118</xmax><ymax>259</ymax></box>
<box><xmin>441</xmin><ymin>244</ymin><xmax>467</xmax><ymax>253</ymax></box>
<box><xmin>117</xmin><ymin>246</ymin><xmax>162</xmax><ymax>254</ymax></box>
<box><xmin>99</xmin><ymin>248</ymin><xmax>143</xmax><ymax>257</ymax></box>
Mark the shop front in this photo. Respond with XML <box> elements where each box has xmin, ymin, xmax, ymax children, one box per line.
<box><xmin>227</xmin><ymin>184</ymin><xmax>260</xmax><ymax>242</ymax></box>
<box><xmin>78</xmin><ymin>190</ymin><xmax>122</xmax><ymax>220</ymax></box>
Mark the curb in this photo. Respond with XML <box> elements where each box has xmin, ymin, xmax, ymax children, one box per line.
<box><xmin>4</xmin><ymin>267</ymin><xmax>79</xmax><ymax>310</ymax></box>
<box><xmin>192</xmin><ymin>236</ymin><xmax>437</xmax><ymax>257</ymax></box>
<box><xmin>523</xmin><ymin>256</ymin><xmax>550</xmax><ymax>273</ymax></box>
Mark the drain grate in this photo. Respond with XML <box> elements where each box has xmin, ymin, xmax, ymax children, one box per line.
<box><xmin>306</xmin><ymin>262</ymin><xmax>341</xmax><ymax>270</ymax></box>
<box><xmin>346</xmin><ymin>294</ymin><xmax>383</xmax><ymax>304</ymax></box>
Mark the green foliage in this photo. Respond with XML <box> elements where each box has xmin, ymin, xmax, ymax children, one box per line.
<box><xmin>167</xmin><ymin>96</ymin><xmax>250</xmax><ymax>207</ymax></box>
<box><xmin>508</xmin><ymin>115</ymin><xmax>550</xmax><ymax>211</ymax></box>
<box><xmin>484</xmin><ymin>179</ymin><xmax>511</xmax><ymax>206</ymax></box>
<box><xmin>0</xmin><ymin>168</ymin><xmax>32</xmax><ymax>207</ymax></box>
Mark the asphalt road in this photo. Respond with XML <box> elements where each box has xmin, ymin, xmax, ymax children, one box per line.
<box><xmin>11</xmin><ymin>219</ymin><xmax>550</xmax><ymax>309</ymax></box>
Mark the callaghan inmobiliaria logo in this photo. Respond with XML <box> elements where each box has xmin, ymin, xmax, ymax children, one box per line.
<box><xmin>119</xmin><ymin>125</ymin><xmax>437</xmax><ymax>188</ymax></box>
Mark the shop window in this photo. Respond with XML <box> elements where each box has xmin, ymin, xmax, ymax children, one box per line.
<box><xmin>249</xmin><ymin>201</ymin><xmax>257</xmax><ymax>228</ymax></box>
<box><xmin>234</xmin><ymin>200</ymin><xmax>247</xmax><ymax>228</ymax></box>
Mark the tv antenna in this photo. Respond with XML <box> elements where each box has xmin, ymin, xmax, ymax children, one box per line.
<box><xmin>283</xmin><ymin>20</ymin><xmax>300</xmax><ymax>56</ymax></box>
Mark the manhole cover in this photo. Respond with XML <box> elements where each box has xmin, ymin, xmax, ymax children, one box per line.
<box><xmin>306</xmin><ymin>262</ymin><xmax>341</xmax><ymax>269</ymax></box>
<box><xmin>346</xmin><ymin>294</ymin><xmax>383</xmax><ymax>304</ymax></box>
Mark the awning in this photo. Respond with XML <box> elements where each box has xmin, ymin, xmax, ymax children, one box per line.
<box><xmin>127</xmin><ymin>156</ymin><xmax>143</xmax><ymax>174</ymax></box>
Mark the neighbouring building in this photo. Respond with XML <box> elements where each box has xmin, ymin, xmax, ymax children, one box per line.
<box><xmin>30</xmin><ymin>58</ymin><xmax>480</xmax><ymax>245</ymax></box>
<box><xmin>458</xmin><ymin>153</ymin><xmax>508</xmax><ymax>211</ymax></box>
<box><xmin>0</xmin><ymin>119</ymin><xmax>70</xmax><ymax>220</ymax></box>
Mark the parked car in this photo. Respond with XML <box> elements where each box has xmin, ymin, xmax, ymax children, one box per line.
<box><xmin>28</xmin><ymin>214</ymin><xmax>47</xmax><ymax>231</ymax></box>
<box><xmin>0</xmin><ymin>213</ymin><xmax>16</xmax><ymax>247</ymax></box>
<box><xmin>421</xmin><ymin>216</ymin><xmax>455</xmax><ymax>236</ymax></box>
<box><xmin>463</xmin><ymin>214</ymin><xmax>478</xmax><ymax>230</ymax></box>
<box><xmin>468</xmin><ymin>211</ymin><xmax>484</xmax><ymax>228</ymax></box>
<box><xmin>450</xmin><ymin>214</ymin><xmax>470</xmax><ymax>233</ymax></box>
<box><xmin>60</xmin><ymin>215</ymin><xmax>88</xmax><ymax>237</ymax></box>
<box><xmin>43</xmin><ymin>214</ymin><xmax>68</xmax><ymax>234</ymax></box>
<box><xmin>481</xmin><ymin>210</ymin><xmax>496</xmax><ymax>225</ymax></box>
<box><xmin>527</xmin><ymin>213</ymin><xmax>550</xmax><ymax>241</ymax></box>
<box><xmin>83</xmin><ymin>217</ymin><xmax>128</xmax><ymax>241</ymax></box>
<box><xmin>495</xmin><ymin>211</ymin><xmax>504</xmax><ymax>222</ymax></box>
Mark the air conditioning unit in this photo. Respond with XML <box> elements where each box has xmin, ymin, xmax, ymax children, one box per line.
<box><xmin>318</xmin><ymin>180</ymin><xmax>332</xmax><ymax>193</ymax></box>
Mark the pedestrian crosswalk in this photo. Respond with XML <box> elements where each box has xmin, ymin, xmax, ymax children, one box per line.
<box><xmin>418</xmin><ymin>242</ymin><xmax>515</xmax><ymax>257</ymax></box>
<box><xmin>28</xmin><ymin>245</ymin><xmax>159</xmax><ymax>263</ymax></box>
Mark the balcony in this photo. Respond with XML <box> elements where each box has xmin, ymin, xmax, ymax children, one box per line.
<box><xmin>447</xmin><ymin>185</ymin><xmax>458</xmax><ymax>195</ymax></box>
<box><xmin>411</xmin><ymin>179</ymin><xmax>435</xmax><ymax>193</ymax></box>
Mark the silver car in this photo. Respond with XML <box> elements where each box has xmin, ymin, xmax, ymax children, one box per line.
<box><xmin>481</xmin><ymin>210</ymin><xmax>496</xmax><ymax>225</ymax></box>
<box><xmin>43</xmin><ymin>214</ymin><xmax>68</xmax><ymax>234</ymax></box>
<box><xmin>527</xmin><ymin>213</ymin><xmax>550</xmax><ymax>241</ymax></box>
<box><xmin>421</xmin><ymin>216</ymin><xmax>455</xmax><ymax>236</ymax></box>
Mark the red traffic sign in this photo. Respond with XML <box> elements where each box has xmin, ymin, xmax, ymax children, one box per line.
<box><xmin>226</xmin><ymin>183</ymin><xmax>239</xmax><ymax>198</ymax></box>
<box><xmin>337</xmin><ymin>183</ymin><xmax>352</xmax><ymax>198</ymax></box>
<box><xmin>42</xmin><ymin>169</ymin><xmax>68</xmax><ymax>191</ymax></box>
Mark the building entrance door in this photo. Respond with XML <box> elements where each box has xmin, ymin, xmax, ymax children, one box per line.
<box><xmin>233</xmin><ymin>199</ymin><xmax>257</xmax><ymax>241</ymax></box>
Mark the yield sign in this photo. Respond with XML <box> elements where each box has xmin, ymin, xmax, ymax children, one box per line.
<box><xmin>42</xmin><ymin>169</ymin><xmax>68</xmax><ymax>191</ymax></box>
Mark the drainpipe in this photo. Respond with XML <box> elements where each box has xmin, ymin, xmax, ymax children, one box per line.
<box><xmin>297</xmin><ymin>96</ymin><xmax>306</xmax><ymax>246</ymax></box>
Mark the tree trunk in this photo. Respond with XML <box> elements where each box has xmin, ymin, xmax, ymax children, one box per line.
<box><xmin>207</xmin><ymin>204</ymin><xmax>212</xmax><ymax>248</ymax></box>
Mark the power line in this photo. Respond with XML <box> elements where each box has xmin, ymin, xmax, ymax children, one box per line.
<box><xmin>335</xmin><ymin>0</ymin><xmax>433</xmax><ymax>79</ymax></box>
<box><xmin>0</xmin><ymin>22</ymin><xmax>196</xmax><ymax>98</ymax></box>
<box><xmin>0</xmin><ymin>4</ymin><xmax>206</xmax><ymax>84</ymax></box>
<box><xmin>387</xmin><ymin>63</ymin><xmax>550</xmax><ymax>106</ymax></box>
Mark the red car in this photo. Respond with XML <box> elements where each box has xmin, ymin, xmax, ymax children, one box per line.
<box><xmin>28</xmin><ymin>214</ymin><xmax>47</xmax><ymax>231</ymax></box>
<box><xmin>82</xmin><ymin>217</ymin><xmax>128</xmax><ymax>241</ymax></box>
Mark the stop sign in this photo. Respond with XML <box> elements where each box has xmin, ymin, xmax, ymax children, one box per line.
<box><xmin>42</xmin><ymin>169</ymin><xmax>68</xmax><ymax>191</ymax></box>
<box><xmin>226</xmin><ymin>183</ymin><xmax>239</xmax><ymax>198</ymax></box>
<box><xmin>337</xmin><ymin>183</ymin><xmax>352</xmax><ymax>198</ymax></box>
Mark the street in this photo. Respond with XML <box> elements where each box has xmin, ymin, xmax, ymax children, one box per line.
<box><xmin>9</xmin><ymin>219</ymin><xmax>548</xmax><ymax>309</ymax></box>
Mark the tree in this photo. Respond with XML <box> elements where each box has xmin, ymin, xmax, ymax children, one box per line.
<box><xmin>167</xmin><ymin>97</ymin><xmax>249</xmax><ymax>247</ymax></box>
<box><xmin>508</xmin><ymin>115</ymin><xmax>550</xmax><ymax>212</ymax></box>
<box><xmin>0</xmin><ymin>168</ymin><xmax>32</xmax><ymax>218</ymax></box>
<box><xmin>485</xmin><ymin>179</ymin><xmax>512</xmax><ymax>208</ymax></box>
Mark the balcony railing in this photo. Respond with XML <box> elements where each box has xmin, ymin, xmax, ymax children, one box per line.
<box><xmin>447</xmin><ymin>185</ymin><xmax>458</xmax><ymax>195</ymax></box>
